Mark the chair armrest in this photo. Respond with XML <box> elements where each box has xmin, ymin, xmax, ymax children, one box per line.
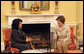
<box><xmin>74</xmin><ymin>36</ymin><xmax>78</xmax><ymax>40</ymax></box>
<box><xmin>30</xmin><ymin>41</ymin><xmax>35</xmax><ymax>50</ymax></box>
<box><xmin>8</xmin><ymin>41</ymin><xmax>11</xmax><ymax>44</ymax></box>
<box><xmin>8</xmin><ymin>41</ymin><xmax>11</xmax><ymax>49</ymax></box>
<box><xmin>11</xmin><ymin>48</ymin><xmax>20</xmax><ymax>53</ymax></box>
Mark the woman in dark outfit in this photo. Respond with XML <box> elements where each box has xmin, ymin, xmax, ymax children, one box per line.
<box><xmin>11</xmin><ymin>19</ymin><xmax>32</xmax><ymax>52</ymax></box>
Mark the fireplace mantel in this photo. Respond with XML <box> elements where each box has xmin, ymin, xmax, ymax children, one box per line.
<box><xmin>6</xmin><ymin>14</ymin><xmax>63</xmax><ymax>17</ymax></box>
<box><xmin>6</xmin><ymin>14</ymin><xmax>63</xmax><ymax>30</ymax></box>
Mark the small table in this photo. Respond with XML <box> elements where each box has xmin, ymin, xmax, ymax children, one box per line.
<box><xmin>67</xmin><ymin>50</ymin><xmax>83</xmax><ymax>53</ymax></box>
<box><xmin>21</xmin><ymin>49</ymin><xmax>43</xmax><ymax>53</ymax></box>
<box><xmin>21</xmin><ymin>49</ymin><xmax>54</xmax><ymax>53</ymax></box>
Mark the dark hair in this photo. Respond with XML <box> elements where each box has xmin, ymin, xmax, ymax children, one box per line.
<box><xmin>56</xmin><ymin>16</ymin><xmax>65</xmax><ymax>24</ymax></box>
<box><xmin>11</xmin><ymin>19</ymin><xmax>22</xmax><ymax>30</ymax></box>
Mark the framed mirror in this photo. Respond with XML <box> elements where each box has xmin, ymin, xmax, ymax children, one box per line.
<box><xmin>19</xmin><ymin>1</ymin><xmax>50</xmax><ymax>10</ymax></box>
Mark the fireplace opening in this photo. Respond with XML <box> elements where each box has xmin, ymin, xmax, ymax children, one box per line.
<box><xmin>22</xmin><ymin>23</ymin><xmax>50</xmax><ymax>49</ymax></box>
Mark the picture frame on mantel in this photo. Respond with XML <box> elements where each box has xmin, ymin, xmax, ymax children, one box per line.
<box><xmin>19</xmin><ymin>1</ymin><xmax>50</xmax><ymax>10</ymax></box>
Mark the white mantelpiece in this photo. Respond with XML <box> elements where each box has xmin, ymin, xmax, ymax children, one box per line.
<box><xmin>5</xmin><ymin>14</ymin><xmax>83</xmax><ymax>31</ymax></box>
<box><xmin>6</xmin><ymin>14</ymin><xmax>63</xmax><ymax>31</ymax></box>
<box><xmin>6</xmin><ymin>14</ymin><xmax>62</xmax><ymax>17</ymax></box>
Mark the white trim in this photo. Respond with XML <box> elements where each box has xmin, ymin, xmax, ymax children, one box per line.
<box><xmin>1</xmin><ymin>42</ymin><xmax>5</xmax><ymax>50</ymax></box>
<box><xmin>21</xmin><ymin>48</ymin><xmax>54</xmax><ymax>53</ymax></box>
<box><xmin>1</xmin><ymin>25</ymin><xmax>11</xmax><ymax>28</ymax></box>
<box><xmin>6</xmin><ymin>14</ymin><xmax>63</xmax><ymax>17</ymax></box>
<box><xmin>65</xmin><ymin>22</ymin><xmax>83</xmax><ymax>26</ymax></box>
<box><xmin>65</xmin><ymin>22</ymin><xmax>83</xmax><ymax>24</ymax></box>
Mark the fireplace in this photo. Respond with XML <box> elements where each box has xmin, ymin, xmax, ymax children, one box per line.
<box><xmin>22</xmin><ymin>23</ymin><xmax>50</xmax><ymax>49</ymax></box>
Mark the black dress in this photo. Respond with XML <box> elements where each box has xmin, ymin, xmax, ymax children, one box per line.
<box><xmin>11</xmin><ymin>29</ymin><xmax>31</xmax><ymax>52</ymax></box>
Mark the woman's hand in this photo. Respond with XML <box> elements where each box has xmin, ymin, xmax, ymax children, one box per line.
<box><xmin>54</xmin><ymin>33</ymin><xmax>57</xmax><ymax>40</ymax></box>
<box><xmin>26</xmin><ymin>37</ymin><xmax>33</xmax><ymax>42</ymax></box>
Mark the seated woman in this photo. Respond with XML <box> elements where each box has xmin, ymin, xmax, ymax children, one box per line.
<box><xmin>11</xmin><ymin>19</ymin><xmax>32</xmax><ymax>52</ymax></box>
<box><xmin>54</xmin><ymin>16</ymin><xmax>71</xmax><ymax>53</ymax></box>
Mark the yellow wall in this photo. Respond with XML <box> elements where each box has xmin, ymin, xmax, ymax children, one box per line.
<box><xmin>1</xmin><ymin>1</ymin><xmax>83</xmax><ymax>42</ymax></box>
<box><xmin>59</xmin><ymin>1</ymin><xmax>77</xmax><ymax>22</ymax></box>
<box><xmin>76</xmin><ymin>1</ymin><xmax>83</xmax><ymax>23</ymax></box>
<box><xmin>76</xmin><ymin>1</ymin><xmax>83</xmax><ymax>40</ymax></box>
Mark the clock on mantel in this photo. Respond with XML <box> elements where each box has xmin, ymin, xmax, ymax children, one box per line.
<box><xmin>31</xmin><ymin>1</ymin><xmax>41</xmax><ymax>14</ymax></box>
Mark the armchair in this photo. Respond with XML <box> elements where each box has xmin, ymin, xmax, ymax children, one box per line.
<box><xmin>2</xmin><ymin>28</ymin><xmax>20</xmax><ymax>53</ymax></box>
<box><xmin>68</xmin><ymin>27</ymin><xmax>77</xmax><ymax>50</ymax></box>
<box><xmin>54</xmin><ymin>26</ymin><xmax>78</xmax><ymax>53</ymax></box>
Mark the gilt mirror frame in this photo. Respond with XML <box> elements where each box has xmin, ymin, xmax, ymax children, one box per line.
<box><xmin>19</xmin><ymin>1</ymin><xmax>50</xmax><ymax>10</ymax></box>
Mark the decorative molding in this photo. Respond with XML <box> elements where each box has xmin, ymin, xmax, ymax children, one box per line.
<box><xmin>65</xmin><ymin>22</ymin><xmax>83</xmax><ymax>26</ymax></box>
<box><xmin>1</xmin><ymin>25</ymin><xmax>11</xmax><ymax>28</ymax></box>
<box><xmin>6</xmin><ymin>14</ymin><xmax>63</xmax><ymax>17</ymax></box>
<box><xmin>6</xmin><ymin>14</ymin><xmax>63</xmax><ymax>28</ymax></box>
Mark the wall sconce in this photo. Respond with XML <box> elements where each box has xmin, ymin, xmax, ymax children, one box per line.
<box><xmin>54</xmin><ymin>1</ymin><xmax>59</xmax><ymax>14</ymax></box>
<box><xmin>11</xmin><ymin>1</ymin><xmax>16</xmax><ymax>14</ymax></box>
<box><xmin>11</xmin><ymin>1</ymin><xmax>15</xmax><ymax>6</ymax></box>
